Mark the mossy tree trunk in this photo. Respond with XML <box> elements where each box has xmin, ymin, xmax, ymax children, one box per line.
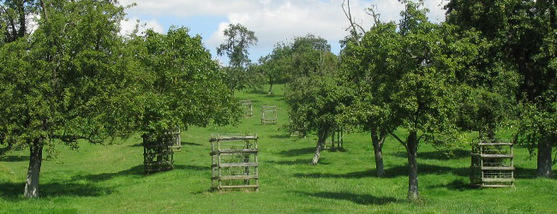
<box><xmin>312</xmin><ymin>128</ymin><xmax>329</xmax><ymax>165</ymax></box>
<box><xmin>371</xmin><ymin>129</ymin><xmax>386</xmax><ymax>177</ymax></box>
<box><xmin>24</xmin><ymin>139</ymin><xmax>43</xmax><ymax>198</ymax></box>
<box><xmin>268</xmin><ymin>76</ymin><xmax>273</xmax><ymax>95</ymax></box>
<box><xmin>406</xmin><ymin>131</ymin><xmax>419</xmax><ymax>201</ymax></box>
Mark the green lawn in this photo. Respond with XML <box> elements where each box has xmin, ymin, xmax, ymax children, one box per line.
<box><xmin>1</xmin><ymin>85</ymin><xmax>556</xmax><ymax>213</ymax></box>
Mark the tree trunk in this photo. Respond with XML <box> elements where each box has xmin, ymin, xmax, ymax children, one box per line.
<box><xmin>24</xmin><ymin>140</ymin><xmax>43</xmax><ymax>198</ymax></box>
<box><xmin>537</xmin><ymin>139</ymin><xmax>553</xmax><ymax>178</ymax></box>
<box><xmin>268</xmin><ymin>77</ymin><xmax>273</xmax><ymax>95</ymax></box>
<box><xmin>371</xmin><ymin>130</ymin><xmax>385</xmax><ymax>177</ymax></box>
<box><xmin>17</xmin><ymin>0</ymin><xmax>26</xmax><ymax>38</ymax></box>
<box><xmin>406</xmin><ymin>131</ymin><xmax>419</xmax><ymax>201</ymax></box>
<box><xmin>331</xmin><ymin>131</ymin><xmax>336</xmax><ymax>151</ymax></box>
<box><xmin>311</xmin><ymin>130</ymin><xmax>328</xmax><ymax>165</ymax></box>
<box><xmin>337</xmin><ymin>129</ymin><xmax>344</xmax><ymax>151</ymax></box>
<box><xmin>479</xmin><ymin>127</ymin><xmax>495</xmax><ymax>143</ymax></box>
<box><xmin>487</xmin><ymin>125</ymin><xmax>496</xmax><ymax>143</ymax></box>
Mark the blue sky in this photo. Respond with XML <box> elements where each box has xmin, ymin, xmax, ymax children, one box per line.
<box><xmin>119</xmin><ymin>0</ymin><xmax>447</xmax><ymax>65</ymax></box>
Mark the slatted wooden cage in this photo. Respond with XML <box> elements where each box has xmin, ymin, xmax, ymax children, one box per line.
<box><xmin>471</xmin><ymin>142</ymin><xmax>515</xmax><ymax>188</ymax></box>
<box><xmin>142</xmin><ymin>129</ymin><xmax>181</xmax><ymax>174</ymax></box>
<box><xmin>210</xmin><ymin>134</ymin><xmax>259</xmax><ymax>191</ymax></box>
<box><xmin>261</xmin><ymin>106</ymin><xmax>277</xmax><ymax>125</ymax></box>
<box><xmin>240</xmin><ymin>100</ymin><xmax>254</xmax><ymax>117</ymax></box>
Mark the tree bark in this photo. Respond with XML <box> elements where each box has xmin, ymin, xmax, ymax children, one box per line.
<box><xmin>16</xmin><ymin>0</ymin><xmax>26</xmax><ymax>38</ymax></box>
<box><xmin>406</xmin><ymin>131</ymin><xmax>419</xmax><ymax>201</ymax></box>
<box><xmin>330</xmin><ymin>131</ymin><xmax>336</xmax><ymax>151</ymax></box>
<box><xmin>487</xmin><ymin>125</ymin><xmax>496</xmax><ymax>143</ymax></box>
<box><xmin>537</xmin><ymin>139</ymin><xmax>553</xmax><ymax>178</ymax></box>
<box><xmin>268</xmin><ymin>77</ymin><xmax>273</xmax><ymax>95</ymax></box>
<box><xmin>337</xmin><ymin>129</ymin><xmax>344</xmax><ymax>151</ymax></box>
<box><xmin>311</xmin><ymin>129</ymin><xmax>328</xmax><ymax>165</ymax></box>
<box><xmin>371</xmin><ymin>130</ymin><xmax>385</xmax><ymax>177</ymax></box>
<box><xmin>24</xmin><ymin>139</ymin><xmax>43</xmax><ymax>198</ymax></box>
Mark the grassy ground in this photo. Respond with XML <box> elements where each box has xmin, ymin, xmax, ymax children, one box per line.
<box><xmin>1</xmin><ymin>84</ymin><xmax>556</xmax><ymax>213</ymax></box>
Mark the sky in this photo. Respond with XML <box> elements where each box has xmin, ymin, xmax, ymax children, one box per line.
<box><xmin>119</xmin><ymin>0</ymin><xmax>448</xmax><ymax>65</ymax></box>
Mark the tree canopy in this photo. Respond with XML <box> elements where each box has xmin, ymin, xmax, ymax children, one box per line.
<box><xmin>447</xmin><ymin>0</ymin><xmax>557</xmax><ymax>177</ymax></box>
<box><xmin>340</xmin><ymin>21</ymin><xmax>401</xmax><ymax>177</ymax></box>
<box><xmin>217</xmin><ymin>23</ymin><xmax>258</xmax><ymax>91</ymax></box>
<box><xmin>129</xmin><ymin>27</ymin><xmax>241</xmax><ymax>137</ymax></box>
<box><xmin>0</xmin><ymin>0</ymin><xmax>137</xmax><ymax>198</ymax></box>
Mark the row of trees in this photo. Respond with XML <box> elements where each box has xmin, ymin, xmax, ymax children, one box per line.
<box><xmin>268</xmin><ymin>0</ymin><xmax>555</xmax><ymax>201</ymax></box>
<box><xmin>0</xmin><ymin>0</ymin><xmax>554</xmax><ymax>202</ymax></box>
<box><xmin>0</xmin><ymin>0</ymin><xmax>240</xmax><ymax>198</ymax></box>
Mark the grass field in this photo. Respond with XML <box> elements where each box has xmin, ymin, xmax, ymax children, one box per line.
<box><xmin>1</xmin><ymin>85</ymin><xmax>556</xmax><ymax>213</ymax></box>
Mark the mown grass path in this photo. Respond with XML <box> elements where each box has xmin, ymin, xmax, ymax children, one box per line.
<box><xmin>1</xmin><ymin>85</ymin><xmax>556</xmax><ymax>213</ymax></box>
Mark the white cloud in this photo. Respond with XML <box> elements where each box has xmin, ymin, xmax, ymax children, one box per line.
<box><xmin>120</xmin><ymin>0</ymin><xmax>258</xmax><ymax>17</ymax></box>
<box><xmin>26</xmin><ymin>13</ymin><xmax>40</xmax><ymax>34</ymax></box>
<box><xmin>207</xmin><ymin>0</ymin><xmax>377</xmax><ymax>57</ymax></box>
<box><xmin>119</xmin><ymin>17</ymin><xmax>164</xmax><ymax>36</ymax></box>
<box><xmin>372</xmin><ymin>0</ymin><xmax>405</xmax><ymax>23</ymax></box>
<box><xmin>120</xmin><ymin>0</ymin><xmax>448</xmax><ymax>60</ymax></box>
<box><xmin>424</xmin><ymin>0</ymin><xmax>448</xmax><ymax>23</ymax></box>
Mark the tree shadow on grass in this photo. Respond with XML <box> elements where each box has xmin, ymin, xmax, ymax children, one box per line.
<box><xmin>515</xmin><ymin>167</ymin><xmax>557</xmax><ymax>179</ymax></box>
<box><xmin>293</xmin><ymin>163</ymin><xmax>469</xmax><ymax>179</ymax></box>
<box><xmin>428</xmin><ymin>179</ymin><xmax>479</xmax><ymax>191</ymax></box>
<box><xmin>181</xmin><ymin>142</ymin><xmax>202</xmax><ymax>146</ymax></box>
<box><xmin>0</xmin><ymin>155</ymin><xmax>28</xmax><ymax>162</ymax></box>
<box><xmin>293</xmin><ymin>191</ymin><xmax>398</xmax><ymax>205</ymax></box>
<box><xmin>265</xmin><ymin>158</ymin><xmax>330</xmax><ymax>165</ymax></box>
<box><xmin>278</xmin><ymin>147</ymin><xmax>315</xmax><ymax>157</ymax></box>
<box><xmin>131</xmin><ymin>141</ymin><xmax>202</xmax><ymax>147</ymax></box>
<box><xmin>0</xmin><ymin>182</ymin><xmax>113</xmax><ymax>200</ymax></box>
<box><xmin>394</xmin><ymin>149</ymin><xmax>470</xmax><ymax>160</ymax></box>
<box><xmin>71</xmin><ymin>164</ymin><xmax>207</xmax><ymax>182</ymax></box>
<box><xmin>270</xmin><ymin>134</ymin><xmax>291</xmax><ymax>139</ymax></box>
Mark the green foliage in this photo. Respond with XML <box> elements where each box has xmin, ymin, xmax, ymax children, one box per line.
<box><xmin>129</xmin><ymin>27</ymin><xmax>241</xmax><ymax>137</ymax></box>
<box><xmin>516</xmin><ymin>95</ymin><xmax>557</xmax><ymax>156</ymax></box>
<box><xmin>289</xmin><ymin>35</ymin><xmax>331</xmax><ymax>79</ymax></box>
<box><xmin>340</xmin><ymin>22</ymin><xmax>400</xmax><ymax>136</ymax></box>
<box><xmin>217</xmin><ymin>23</ymin><xmax>257</xmax><ymax>69</ymax></box>
<box><xmin>447</xmin><ymin>0</ymin><xmax>556</xmax><ymax>157</ymax></box>
<box><xmin>258</xmin><ymin>34</ymin><xmax>334</xmax><ymax>85</ymax></box>
<box><xmin>283</xmin><ymin>36</ymin><xmax>348</xmax><ymax>141</ymax></box>
<box><xmin>382</xmin><ymin>2</ymin><xmax>461</xmax><ymax>146</ymax></box>
<box><xmin>0</xmin><ymin>0</ymin><xmax>136</xmax><ymax>148</ymax></box>
<box><xmin>216</xmin><ymin>23</ymin><xmax>258</xmax><ymax>91</ymax></box>
<box><xmin>2</xmin><ymin>85</ymin><xmax>557</xmax><ymax>212</ymax></box>
<box><xmin>0</xmin><ymin>0</ymin><xmax>38</xmax><ymax>43</ymax></box>
<box><xmin>440</xmin><ymin>24</ymin><xmax>519</xmax><ymax>141</ymax></box>
<box><xmin>257</xmin><ymin>43</ymin><xmax>291</xmax><ymax>93</ymax></box>
<box><xmin>339</xmin><ymin>1</ymin><xmax>468</xmax><ymax>199</ymax></box>
<box><xmin>244</xmin><ymin>63</ymin><xmax>267</xmax><ymax>92</ymax></box>
<box><xmin>285</xmin><ymin>73</ymin><xmax>352</xmax><ymax>137</ymax></box>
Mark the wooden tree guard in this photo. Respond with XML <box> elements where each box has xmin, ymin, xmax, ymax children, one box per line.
<box><xmin>210</xmin><ymin>134</ymin><xmax>259</xmax><ymax>191</ymax></box>
<box><xmin>240</xmin><ymin>100</ymin><xmax>253</xmax><ymax>117</ymax></box>
<box><xmin>471</xmin><ymin>142</ymin><xmax>514</xmax><ymax>188</ymax></box>
<box><xmin>261</xmin><ymin>106</ymin><xmax>277</xmax><ymax>124</ymax></box>
<box><xmin>170</xmin><ymin>127</ymin><xmax>182</xmax><ymax>152</ymax></box>
<box><xmin>143</xmin><ymin>131</ymin><xmax>180</xmax><ymax>174</ymax></box>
